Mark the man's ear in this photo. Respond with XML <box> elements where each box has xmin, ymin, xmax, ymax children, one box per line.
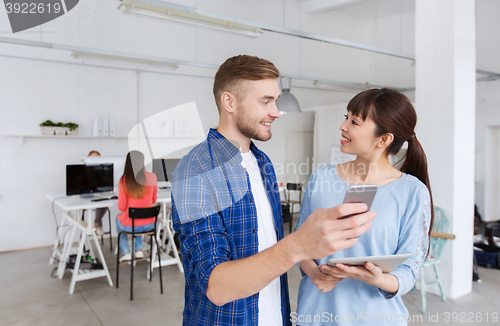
<box><xmin>221</xmin><ymin>92</ymin><xmax>236</xmax><ymax>114</ymax></box>
<box><xmin>377</xmin><ymin>133</ymin><xmax>394</xmax><ymax>149</ymax></box>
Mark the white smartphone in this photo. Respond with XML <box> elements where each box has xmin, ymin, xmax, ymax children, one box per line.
<box><xmin>339</xmin><ymin>184</ymin><xmax>377</xmax><ymax>219</ymax></box>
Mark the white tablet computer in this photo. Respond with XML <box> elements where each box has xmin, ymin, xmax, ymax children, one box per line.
<box><xmin>327</xmin><ymin>254</ymin><xmax>411</xmax><ymax>273</ymax></box>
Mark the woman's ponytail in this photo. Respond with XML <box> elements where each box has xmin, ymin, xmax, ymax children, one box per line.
<box><xmin>401</xmin><ymin>136</ymin><xmax>429</xmax><ymax>191</ymax></box>
<box><xmin>401</xmin><ymin>137</ymin><xmax>434</xmax><ymax>255</ymax></box>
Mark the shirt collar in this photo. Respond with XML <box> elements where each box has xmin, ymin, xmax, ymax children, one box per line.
<box><xmin>207</xmin><ymin>128</ymin><xmax>264</xmax><ymax>164</ymax></box>
<box><xmin>249</xmin><ymin>141</ymin><xmax>264</xmax><ymax>161</ymax></box>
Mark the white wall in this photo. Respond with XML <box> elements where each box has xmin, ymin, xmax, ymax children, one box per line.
<box><xmin>0</xmin><ymin>0</ymin><xmax>378</xmax><ymax>251</ymax></box>
<box><xmin>416</xmin><ymin>0</ymin><xmax>476</xmax><ymax>300</ymax></box>
<box><xmin>474</xmin><ymin>0</ymin><xmax>500</xmax><ymax>221</ymax></box>
<box><xmin>476</xmin><ymin>80</ymin><xmax>500</xmax><ymax>222</ymax></box>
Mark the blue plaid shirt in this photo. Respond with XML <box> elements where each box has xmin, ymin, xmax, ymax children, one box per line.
<box><xmin>171</xmin><ymin>128</ymin><xmax>291</xmax><ymax>326</ymax></box>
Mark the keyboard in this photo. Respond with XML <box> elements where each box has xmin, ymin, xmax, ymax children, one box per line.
<box><xmin>91</xmin><ymin>198</ymin><xmax>110</xmax><ymax>202</ymax></box>
<box><xmin>90</xmin><ymin>196</ymin><xmax>118</xmax><ymax>202</ymax></box>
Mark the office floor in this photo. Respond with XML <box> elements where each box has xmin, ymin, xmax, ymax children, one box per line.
<box><xmin>1</xmin><ymin>233</ymin><xmax>499</xmax><ymax>325</ymax></box>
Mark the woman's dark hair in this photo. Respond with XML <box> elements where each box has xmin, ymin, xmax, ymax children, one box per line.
<box><xmin>122</xmin><ymin>150</ymin><xmax>148</xmax><ymax>199</ymax></box>
<box><xmin>347</xmin><ymin>88</ymin><xmax>434</xmax><ymax>247</ymax></box>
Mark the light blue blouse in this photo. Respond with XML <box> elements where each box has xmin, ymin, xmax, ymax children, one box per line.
<box><xmin>294</xmin><ymin>165</ymin><xmax>431</xmax><ymax>326</ymax></box>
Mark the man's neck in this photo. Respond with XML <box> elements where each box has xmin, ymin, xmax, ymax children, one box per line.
<box><xmin>216</xmin><ymin>124</ymin><xmax>251</xmax><ymax>153</ymax></box>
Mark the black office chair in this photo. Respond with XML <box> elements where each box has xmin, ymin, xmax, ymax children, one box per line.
<box><xmin>116</xmin><ymin>206</ymin><xmax>163</xmax><ymax>300</ymax></box>
<box><xmin>282</xmin><ymin>183</ymin><xmax>303</xmax><ymax>232</ymax></box>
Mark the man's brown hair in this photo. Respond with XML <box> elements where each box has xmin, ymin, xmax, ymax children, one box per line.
<box><xmin>213</xmin><ymin>55</ymin><xmax>280</xmax><ymax>111</ymax></box>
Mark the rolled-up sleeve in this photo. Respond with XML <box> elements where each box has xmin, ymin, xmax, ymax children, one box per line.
<box><xmin>378</xmin><ymin>184</ymin><xmax>431</xmax><ymax>299</ymax></box>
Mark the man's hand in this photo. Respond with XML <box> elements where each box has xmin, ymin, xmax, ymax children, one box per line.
<box><xmin>291</xmin><ymin>204</ymin><xmax>375</xmax><ymax>262</ymax></box>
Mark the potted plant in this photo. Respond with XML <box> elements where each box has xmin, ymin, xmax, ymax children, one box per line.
<box><xmin>54</xmin><ymin>122</ymin><xmax>67</xmax><ymax>135</ymax></box>
<box><xmin>65</xmin><ymin>122</ymin><xmax>79</xmax><ymax>135</ymax></box>
<box><xmin>40</xmin><ymin>120</ymin><xmax>79</xmax><ymax>135</ymax></box>
<box><xmin>40</xmin><ymin>120</ymin><xmax>56</xmax><ymax>135</ymax></box>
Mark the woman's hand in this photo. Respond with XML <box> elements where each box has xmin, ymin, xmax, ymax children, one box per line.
<box><xmin>319</xmin><ymin>262</ymin><xmax>381</xmax><ymax>284</ymax></box>
<box><xmin>300</xmin><ymin>260</ymin><xmax>343</xmax><ymax>293</ymax></box>
<box><xmin>318</xmin><ymin>262</ymin><xmax>398</xmax><ymax>293</ymax></box>
<box><xmin>310</xmin><ymin>264</ymin><xmax>343</xmax><ymax>293</ymax></box>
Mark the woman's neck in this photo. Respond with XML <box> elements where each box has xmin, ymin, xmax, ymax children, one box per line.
<box><xmin>338</xmin><ymin>155</ymin><xmax>402</xmax><ymax>186</ymax></box>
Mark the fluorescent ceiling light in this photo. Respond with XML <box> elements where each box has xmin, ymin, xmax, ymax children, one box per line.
<box><xmin>313</xmin><ymin>80</ymin><xmax>372</xmax><ymax>92</ymax></box>
<box><xmin>118</xmin><ymin>0</ymin><xmax>263</xmax><ymax>38</ymax></box>
<box><xmin>70</xmin><ymin>51</ymin><xmax>179</xmax><ymax>70</ymax></box>
<box><xmin>313</xmin><ymin>80</ymin><xmax>416</xmax><ymax>92</ymax></box>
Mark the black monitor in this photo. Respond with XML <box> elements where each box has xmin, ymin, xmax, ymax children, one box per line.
<box><xmin>66</xmin><ymin>164</ymin><xmax>114</xmax><ymax>196</ymax></box>
<box><xmin>152</xmin><ymin>159</ymin><xmax>180</xmax><ymax>183</ymax></box>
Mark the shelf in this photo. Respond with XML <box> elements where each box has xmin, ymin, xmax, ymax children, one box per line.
<box><xmin>2</xmin><ymin>134</ymin><xmax>204</xmax><ymax>145</ymax></box>
<box><xmin>2</xmin><ymin>134</ymin><xmax>128</xmax><ymax>145</ymax></box>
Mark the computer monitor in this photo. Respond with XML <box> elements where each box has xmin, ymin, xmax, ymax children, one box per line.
<box><xmin>83</xmin><ymin>156</ymin><xmax>125</xmax><ymax>187</ymax></box>
<box><xmin>66</xmin><ymin>164</ymin><xmax>114</xmax><ymax>196</ymax></box>
<box><xmin>152</xmin><ymin>159</ymin><xmax>180</xmax><ymax>188</ymax></box>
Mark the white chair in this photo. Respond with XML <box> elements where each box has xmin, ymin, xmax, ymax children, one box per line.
<box><xmin>414</xmin><ymin>207</ymin><xmax>451</xmax><ymax>314</ymax></box>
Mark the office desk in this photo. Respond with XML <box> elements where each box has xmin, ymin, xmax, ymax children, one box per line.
<box><xmin>47</xmin><ymin>191</ymin><xmax>182</xmax><ymax>293</ymax></box>
<box><xmin>151</xmin><ymin>190</ymin><xmax>183</xmax><ymax>274</ymax></box>
<box><xmin>47</xmin><ymin>192</ymin><xmax>115</xmax><ymax>294</ymax></box>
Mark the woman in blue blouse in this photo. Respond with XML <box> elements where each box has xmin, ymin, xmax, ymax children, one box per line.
<box><xmin>295</xmin><ymin>88</ymin><xmax>434</xmax><ymax>326</ymax></box>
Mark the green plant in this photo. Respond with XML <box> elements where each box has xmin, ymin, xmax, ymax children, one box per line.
<box><xmin>40</xmin><ymin>120</ymin><xmax>55</xmax><ymax>127</ymax></box>
<box><xmin>65</xmin><ymin>122</ymin><xmax>79</xmax><ymax>131</ymax></box>
<box><xmin>39</xmin><ymin>120</ymin><xmax>79</xmax><ymax>131</ymax></box>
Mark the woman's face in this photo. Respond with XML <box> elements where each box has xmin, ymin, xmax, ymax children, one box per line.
<box><xmin>339</xmin><ymin>111</ymin><xmax>380</xmax><ymax>157</ymax></box>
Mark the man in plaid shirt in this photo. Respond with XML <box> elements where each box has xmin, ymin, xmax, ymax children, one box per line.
<box><xmin>171</xmin><ymin>55</ymin><xmax>375</xmax><ymax>326</ymax></box>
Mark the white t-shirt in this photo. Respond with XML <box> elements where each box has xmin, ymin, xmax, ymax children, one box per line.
<box><xmin>241</xmin><ymin>151</ymin><xmax>282</xmax><ymax>326</ymax></box>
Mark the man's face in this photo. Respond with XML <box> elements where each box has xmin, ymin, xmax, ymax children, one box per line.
<box><xmin>234</xmin><ymin>79</ymin><xmax>281</xmax><ymax>142</ymax></box>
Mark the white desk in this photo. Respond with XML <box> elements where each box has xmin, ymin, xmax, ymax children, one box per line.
<box><xmin>47</xmin><ymin>190</ymin><xmax>183</xmax><ymax>293</ymax></box>
<box><xmin>149</xmin><ymin>190</ymin><xmax>184</xmax><ymax>275</ymax></box>
<box><xmin>47</xmin><ymin>192</ymin><xmax>115</xmax><ymax>294</ymax></box>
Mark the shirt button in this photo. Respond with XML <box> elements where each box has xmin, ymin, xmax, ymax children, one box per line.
<box><xmin>254</xmin><ymin>294</ymin><xmax>258</xmax><ymax>298</ymax></box>
<box><xmin>250</xmin><ymin>197</ymin><xmax>254</xmax><ymax>202</ymax></box>
<box><xmin>253</xmin><ymin>229</ymin><xmax>257</xmax><ymax>233</ymax></box>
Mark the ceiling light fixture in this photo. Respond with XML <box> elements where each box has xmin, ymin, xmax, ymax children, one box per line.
<box><xmin>313</xmin><ymin>80</ymin><xmax>416</xmax><ymax>92</ymax></box>
<box><xmin>70</xmin><ymin>50</ymin><xmax>179</xmax><ymax>70</ymax></box>
<box><xmin>277</xmin><ymin>77</ymin><xmax>301</xmax><ymax>115</ymax></box>
<box><xmin>313</xmin><ymin>80</ymin><xmax>371</xmax><ymax>92</ymax></box>
<box><xmin>117</xmin><ymin>0</ymin><xmax>263</xmax><ymax>38</ymax></box>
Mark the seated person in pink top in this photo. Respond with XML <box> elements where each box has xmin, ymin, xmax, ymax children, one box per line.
<box><xmin>116</xmin><ymin>151</ymin><xmax>158</xmax><ymax>262</ymax></box>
